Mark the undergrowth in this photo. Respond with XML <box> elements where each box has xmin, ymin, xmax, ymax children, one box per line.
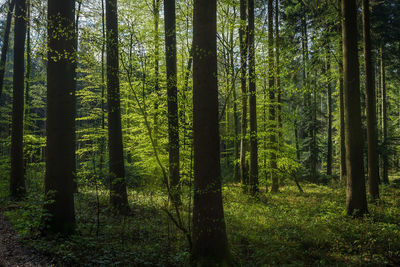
<box><xmin>1</xmin><ymin>170</ymin><xmax>400</xmax><ymax>266</ymax></box>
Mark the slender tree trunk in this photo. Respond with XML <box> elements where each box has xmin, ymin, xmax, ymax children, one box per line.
<box><xmin>153</xmin><ymin>0</ymin><xmax>160</xmax><ymax>146</ymax></box>
<box><xmin>362</xmin><ymin>0</ymin><xmax>380</xmax><ymax>200</ymax></box>
<box><xmin>72</xmin><ymin>0</ymin><xmax>82</xmax><ymax>193</ymax></box>
<box><xmin>248</xmin><ymin>0</ymin><xmax>258</xmax><ymax>194</ymax></box>
<box><xmin>339</xmin><ymin>63</ymin><xmax>346</xmax><ymax>182</ymax></box>
<box><xmin>164</xmin><ymin>0</ymin><xmax>180</xmax><ymax>205</ymax></box>
<box><xmin>0</xmin><ymin>0</ymin><xmax>15</xmax><ymax>101</ymax></box>
<box><xmin>275</xmin><ymin>0</ymin><xmax>282</xmax><ymax>186</ymax></box>
<box><xmin>342</xmin><ymin>0</ymin><xmax>368</xmax><ymax>216</ymax></box>
<box><xmin>326</xmin><ymin>54</ymin><xmax>332</xmax><ymax>177</ymax></box>
<box><xmin>239</xmin><ymin>0</ymin><xmax>248</xmax><ymax>186</ymax></box>
<box><xmin>10</xmin><ymin>0</ymin><xmax>27</xmax><ymax>199</ymax></box>
<box><xmin>268</xmin><ymin>0</ymin><xmax>278</xmax><ymax>193</ymax></box>
<box><xmin>231</xmin><ymin>20</ymin><xmax>240</xmax><ymax>182</ymax></box>
<box><xmin>44</xmin><ymin>0</ymin><xmax>76</xmax><ymax>234</ymax></box>
<box><xmin>99</xmin><ymin>0</ymin><xmax>106</xmax><ymax>177</ymax></box>
<box><xmin>24</xmin><ymin>0</ymin><xmax>31</xmax><ymax>127</ymax></box>
<box><xmin>380</xmin><ymin>45</ymin><xmax>389</xmax><ymax>184</ymax></box>
<box><xmin>106</xmin><ymin>0</ymin><xmax>129</xmax><ymax>213</ymax></box>
<box><xmin>192</xmin><ymin>0</ymin><xmax>231</xmax><ymax>264</ymax></box>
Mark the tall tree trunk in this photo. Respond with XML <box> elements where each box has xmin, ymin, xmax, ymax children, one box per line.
<box><xmin>339</xmin><ymin>63</ymin><xmax>346</xmax><ymax>182</ymax></box>
<box><xmin>362</xmin><ymin>0</ymin><xmax>380</xmax><ymax>200</ymax></box>
<box><xmin>106</xmin><ymin>0</ymin><xmax>129</xmax><ymax>213</ymax></box>
<box><xmin>380</xmin><ymin>45</ymin><xmax>389</xmax><ymax>184</ymax></box>
<box><xmin>153</xmin><ymin>0</ymin><xmax>160</xmax><ymax>146</ymax></box>
<box><xmin>192</xmin><ymin>0</ymin><xmax>231</xmax><ymax>264</ymax></box>
<box><xmin>164</xmin><ymin>0</ymin><xmax>180</xmax><ymax>205</ymax></box>
<box><xmin>24</xmin><ymin>0</ymin><xmax>31</xmax><ymax>127</ymax></box>
<box><xmin>231</xmin><ymin>19</ymin><xmax>240</xmax><ymax>182</ymax></box>
<box><xmin>275</xmin><ymin>0</ymin><xmax>282</xmax><ymax>186</ymax></box>
<box><xmin>239</xmin><ymin>0</ymin><xmax>248</xmax><ymax>186</ymax></box>
<box><xmin>72</xmin><ymin>0</ymin><xmax>82</xmax><ymax>193</ymax></box>
<box><xmin>326</xmin><ymin>54</ymin><xmax>332</xmax><ymax>177</ymax></box>
<box><xmin>0</xmin><ymin>0</ymin><xmax>15</xmax><ymax>101</ymax></box>
<box><xmin>268</xmin><ymin>0</ymin><xmax>278</xmax><ymax>193</ymax></box>
<box><xmin>342</xmin><ymin>0</ymin><xmax>368</xmax><ymax>216</ymax></box>
<box><xmin>99</xmin><ymin>0</ymin><xmax>106</xmax><ymax>177</ymax></box>
<box><xmin>44</xmin><ymin>0</ymin><xmax>76</xmax><ymax>234</ymax></box>
<box><xmin>248</xmin><ymin>0</ymin><xmax>258</xmax><ymax>194</ymax></box>
<box><xmin>10</xmin><ymin>0</ymin><xmax>27</xmax><ymax>199</ymax></box>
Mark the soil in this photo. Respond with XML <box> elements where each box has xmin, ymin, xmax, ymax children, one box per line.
<box><xmin>0</xmin><ymin>210</ymin><xmax>52</xmax><ymax>267</ymax></box>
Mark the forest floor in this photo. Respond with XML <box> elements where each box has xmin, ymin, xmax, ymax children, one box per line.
<box><xmin>1</xmin><ymin>175</ymin><xmax>400</xmax><ymax>266</ymax></box>
<box><xmin>0</xmin><ymin>209</ymin><xmax>51</xmax><ymax>267</ymax></box>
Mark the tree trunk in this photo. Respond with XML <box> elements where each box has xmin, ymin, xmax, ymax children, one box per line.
<box><xmin>192</xmin><ymin>0</ymin><xmax>231</xmax><ymax>264</ymax></box>
<box><xmin>248</xmin><ymin>0</ymin><xmax>258</xmax><ymax>194</ymax></box>
<box><xmin>326</xmin><ymin>55</ymin><xmax>332</xmax><ymax>177</ymax></box>
<box><xmin>380</xmin><ymin>45</ymin><xmax>389</xmax><ymax>184</ymax></box>
<box><xmin>342</xmin><ymin>0</ymin><xmax>368</xmax><ymax>216</ymax></box>
<box><xmin>338</xmin><ymin>62</ymin><xmax>346</xmax><ymax>182</ymax></box>
<box><xmin>24</xmin><ymin>0</ymin><xmax>31</xmax><ymax>127</ymax></box>
<box><xmin>44</xmin><ymin>0</ymin><xmax>76</xmax><ymax>234</ymax></box>
<box><xmin>164</xmin><ymin>0</ymin><xmax>180</xmax><ymax>205</ymax></box>
<box><xmin>231</xmin><ymin>20</ymin><xmax>240</xmax><ymax>182</ymax></box>
<box><xmin>99</xmin><ymin>0</ymin><xmax>106</xmax><ymax>177</ymax></box>
<box><xmin>106</xmin><ymin>0</ymin><xmax>129</xmax><ymax>213</ymax></box>
<box><xmin>0</xmin><ymin>0</ymin><xmax>15</xmax><ymax>102</ymax></box>
<box><xmin>10</xmin><ymin>0</ymin><xmax>27</xmax><ymax>199</ymax></box>
<box><xmin>268</xmin><ymin>0</ymin><xmax>278</xmax><ymax>193</ymax></box>
<box><xmin>153</xmin><ymin>0</ymin><xmax>160</xmax><ymax>147</ymax></box>
<box><xmin>275</xmin><ymin>0</ymin><xmax>282</xmax><ymax>187</ymax></box>
<box><xmin>362</xmin><ymin>0</ymin><xmax>380</xmax><ymax>200</ymax></box>
<box><xmin>239</xmin><ymin>0</ymin><xmax>248</xmax><ymax>186</ymax></box>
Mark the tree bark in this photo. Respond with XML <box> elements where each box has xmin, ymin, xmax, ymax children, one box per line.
<box><xmin>0</xmin><ymin>0</ymin><xmax>15</xmax><ymax>102</ymax></box>
<box><xmin>106</xmin><ymin>0</ymin><xmax>129</xmax><ymax>213</ymax></box>
<box><xmin>44</xmin><ymin>0</ymin><xmax>76</xmax><ymax>234</ymax></box>
<box><xmin>380</xmin><ymin>45</ymin><xmax>389</xmax><ymax>184</ymax></box>
<box><xmin>239</xmin><ymin>0</ymin><xmax>248</xmax><ymax>186</ymax></box>
<box><xmin>275</xmin><ymin>0</ymin><xmax>282</xmax><ymax>187</ymax></box>
<box><xmin>362</xmin><ymin>0</ymin><xmax>380</xmax><ymax>200</ymax></box>
<box><xmin>164</xmin><ymin>0</ymin><xmax>180</xmax><ymax>205</ymax></box>
<box><xmin>248</xmin><ymin>0</ymin><xmax>258</xmax><ymax>194</ymax></box>
<box><xmin>326</xmin><ymin>55</ymin><xmax>332</xmax><ymax>177</ymax></box>
<box><xmin>339</xmin><ymin>62</ymin><xmax>346</xmax><ymax>182</ymax></box>
<box><xmin>192</xmin><ymin>0</ymin><xmax>231</xmax><ymax>264</ymax></box>
<box><xmin>268</xmin><ymin>0</ymin><xmax>278</xmax><ymax>193</ymax></box>
<box><xmin>10</xmin><ymin>0</ymin><xmax>27</xmax><ymax>199</ymax></box>
<box><xmin>342</xmin><ymin>0</ymin><xmax>368</xmax><ymax>216</ymax></box>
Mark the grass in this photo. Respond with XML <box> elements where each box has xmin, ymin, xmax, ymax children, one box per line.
<box><xmin>1</xmin><ymin>171</ymin><xmax>400</xmax><ymax>266</ymax></box>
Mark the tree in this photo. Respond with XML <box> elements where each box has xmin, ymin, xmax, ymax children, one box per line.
<box><xmin>268</xmin><ymin>0</ymin><xmax>277</xmax><ymax>192</ymax></box>
<box><xmin>164</xmin><ymin>0</ymin><xmax>180</xmax><ymax>205</ymax></box>
<box><xmin>0</xmin><ymin>0</ymin><xmax>15</xmax><ymax>101</ymax></box>
<box><xmin>192</xmin><ymin>0</ymin><xmax>231</xmax><ymax>264</ymax></box>
<box><xmin>248</xmin><ymin>0</ymin><xmax>258</xmax><ymax>194</ymax></box>
<box><xmin>10</xmin><ymin>0</ymin><xmax>26</xmax><ymax>198</ymax></box>
<box><xmin>106</xmin><ymin>0</ymin><xmax>129</xmax><ymax>213</ymax></box>
<box><xmin>362</xmin><ymin>0</ymin><xmax>380</xmax><ymax>200</ymax></box>
<box><xmin>44</xmin><ymin>0</ymin><xmax>76</xmax><ymax>233</ymax></box>
<box><xmin>239</xmin><ymin>0</ymin><xmax>248</xmax><ymax>186</ymax></box>
<box><xmin>326</xmin><ymin>54</ymin><xmax>332</xmax><ymax>177</ymax></box>
<box><xmin>342</xmin><ymin>0</ymin><xmax>368</xmax><ymax>216</ymax></box>
<box><xmin>380</xmin><ymin>45</ymin><xmax>389</xmax><ymax>184</ymax></box>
